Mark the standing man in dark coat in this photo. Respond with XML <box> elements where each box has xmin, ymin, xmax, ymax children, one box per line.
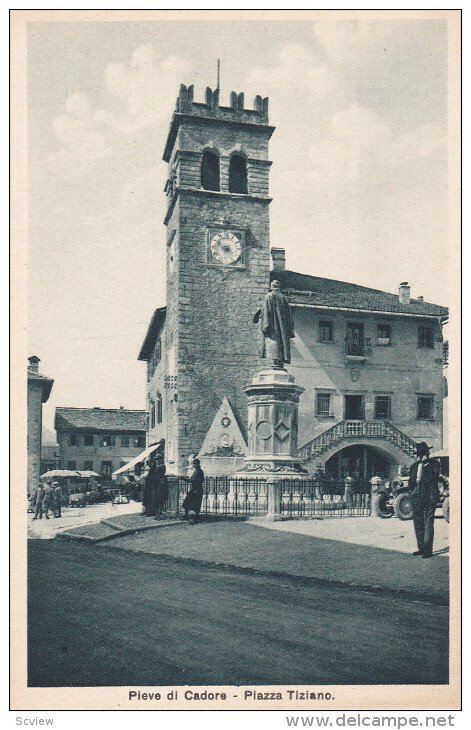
<box><xmin>182</xmin><ymin>458</ymin><xmax>205</xmax><ymax>521</ymax></box>
<box><xmin>142</xmin><ymin>455</ymin><xmax>159</xmax><ymax>516</ymax></box>
<box><xmin>259</xmin><ymin>280</ymin><xmax>295</xmax><ymax>368</ymax></box>
<box><xmin>409</xmin><ymin>441</ymin><xmax>441</xmax><ymax>558</ymax></box>
<box><xmin>154</xmin><ymin>454</ymin><xmax>169</xmax><ymax>520</ymax></box>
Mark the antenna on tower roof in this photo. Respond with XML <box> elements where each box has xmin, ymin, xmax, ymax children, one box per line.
<box><xmin>216</xmin><ymin>59</ymin><xmax>220</xmax><ymax>91</ymax></box>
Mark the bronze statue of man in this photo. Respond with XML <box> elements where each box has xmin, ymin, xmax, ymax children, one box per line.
<box><xmin>255</xmin><ymin>280</ymin><xmax>295</xmax><ymax>368</ymax></box>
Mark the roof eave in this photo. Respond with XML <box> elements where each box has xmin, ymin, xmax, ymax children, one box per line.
<box><xmin>289</xmin><ymin>301</ymin><xmax>448</xmax><ymax>319</ymax></box>
<box><xmin>138</xmin><ymin>307</ymin><xmax>167</xmax><ymax>361</ymax></box>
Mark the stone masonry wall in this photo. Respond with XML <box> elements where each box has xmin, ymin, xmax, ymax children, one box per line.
<box><xmin>164</xmin><ymin>106</ymin><xmax>273</xmax><ymax>473</ymax></box>
<box><xmin>27</xmin><ymin>382</ymin><xmax>43</xmax><ymax>494</ymax></box>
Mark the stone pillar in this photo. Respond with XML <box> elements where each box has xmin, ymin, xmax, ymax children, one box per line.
<box><xmin>235</xmin><ymin>368</ymin><xmax>307</xmax><ymax>478</ymax></box>
<box><xmin>266</xmin><ymin>477</ymin><xmax>282</xmax><ymax>521</ymax></box>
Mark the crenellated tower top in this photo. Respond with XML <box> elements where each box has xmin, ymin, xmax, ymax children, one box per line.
<box><xmin>163</xmin><ymin>84</ymin><xmax>271</xmax><ymax>162</ymax></box>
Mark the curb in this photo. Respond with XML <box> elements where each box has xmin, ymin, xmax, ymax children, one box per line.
<box><xmin>58</xmin><ymin>517</ymin><xmax>182</xmax><ymax>544</ymax></box>
<box><xmin>94</xmin><ymin>542</ymin><xmax>449</xmax><ymax>607</ymax></box>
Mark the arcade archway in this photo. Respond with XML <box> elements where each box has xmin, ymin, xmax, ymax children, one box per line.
<box><xmin>325</xmin><ymin>444</ymin><xmax>398</xmax><ymax>482</ymax></box>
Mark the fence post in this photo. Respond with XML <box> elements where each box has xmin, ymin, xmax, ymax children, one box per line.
<box><xmin>266</xmin><ymin>477</ymin><xmax>282</xmax><ymax>521</ymax></box>
<box><xmin>166</xmin><ymin>476</ymin><xmax>180</xmax><ymax>516</ymax></box>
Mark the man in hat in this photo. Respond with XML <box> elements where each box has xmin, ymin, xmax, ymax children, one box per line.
<box><xmin>257</xmin><ymin>280</ymin><xmax>295</xmax><ymax>368</ymax></box>
<box><xmin>142</xmin><ymin>454</ymin><xmax>158</xmax><ymax>516</ymax></box>
<box><xmin>153</xmin><ymin>454</ymin><xmax>168</xmax><ymax>520</ymax></box>
<box><xmin>409</xmin><ymin>442</ymin><xmax>441</xmax><ymax>558</ymax></box>
<box><xmin>182</xmin><ymin>457</ymin><xmax>205</xmax><ymax>522</ymax></box>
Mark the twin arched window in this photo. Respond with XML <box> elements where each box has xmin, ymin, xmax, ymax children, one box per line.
<box><xmin>149</xmin><ymin>392</ymin><xmax>163</xmax><ymax>429</ymax></box>
<box><xmin>201</xmin><ymin>150</ymin><xmax>248</xmax><ymax>194</ymax></box>
<box><xmin>201</xmin><ymin>150</ymin><xmax>220</xmax><ymax>191</ymax></box>
<box><xmin>229</xmin><ymin>154</ymin><xmax>248</xmax><ymax>194</ymax></box>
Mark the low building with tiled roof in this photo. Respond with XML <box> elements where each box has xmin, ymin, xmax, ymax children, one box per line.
<box><xmin>54</xmin><ymin>407</ymin><xmax>147</xmax><ymax>480</ymax></box>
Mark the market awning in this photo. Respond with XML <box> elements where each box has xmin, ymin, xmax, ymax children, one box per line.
<box><xmin>111</xmin><ymin>441</ymin><xmax>163</xmax><ymax>478</ymax></box>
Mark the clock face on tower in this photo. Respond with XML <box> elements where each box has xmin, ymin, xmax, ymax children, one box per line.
<box><xmin>209</xmin><ymin>230</ymin><xmax>243</xmax><ymax>266</ymax></box>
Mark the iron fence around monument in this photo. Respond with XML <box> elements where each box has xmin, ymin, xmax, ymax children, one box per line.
<box><xmin>278</xmin><ymin>479</ymin><xmax>371</xmax><ymax>518</ymax></box>
<box><xmin>170</xmin><ymin>476</ymin><xmax>269</xmax><ymax>517</ymax></box>
<box><xmin>167</xmin><ymin>476</ymin><xmax>371</xmax><ymax>518</ymax></box>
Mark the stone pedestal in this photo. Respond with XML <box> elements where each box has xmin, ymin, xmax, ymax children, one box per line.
<box><xmin>235</xmin><ymin>368</ymin><xmax>307</xmax><ymax>478</ymax></box>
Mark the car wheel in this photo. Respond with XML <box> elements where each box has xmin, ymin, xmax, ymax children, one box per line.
<box><xmin>372</xmin><ymin>492</ymin><xmax>394</xmax><ymax>518</ymax></box>
<box><xmin>442</xmin><ymin>496</ymin><xmax>450</xmax><ymax>523</ymax></box>
<box><xmin>393</xmin><ymin>492</ymin><xmax>413</xmax><ymax>520</ymax></box>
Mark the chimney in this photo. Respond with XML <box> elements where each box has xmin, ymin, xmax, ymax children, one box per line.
<box><xmin>271</xmin><ymin>248</ymin><xmax>286</xmax><ymax>272</ymax></box>
<box><xmin>398</xmin><ymin>282</ymin><xmax>410</xmax><ymax>305</ymax></box>
<box><xmin>417</xmin><ymin>295</ymin><xmax>424</xmax><ymax>301</ymax></box>
<box><xmin>28</xmin><ymin>355</ymin><xmax>40</xmax><ymax>373</ymax></box>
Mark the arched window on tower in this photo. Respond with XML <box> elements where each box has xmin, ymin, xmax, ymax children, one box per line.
<box><xmin>229</xmin><ymin>154</ymin><xmax>248</xmax><ymax>194</ymax></box>
<box><xmin>201</xmin><ymin>150</ymin><xmax>220</xmax><ymax>191</ymax></box>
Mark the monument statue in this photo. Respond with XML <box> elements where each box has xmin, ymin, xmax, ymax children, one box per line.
<box><xmin>254</xmin><ymin>280</ymin><xmax>295</xmax><ymax>368</ymax></box>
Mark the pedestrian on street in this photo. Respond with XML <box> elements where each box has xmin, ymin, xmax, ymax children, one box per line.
<box><xmin>32</xmin><ymin>483</ymin><xmax>45</xmax><ymax>520</ymax></box>
<box><xmin>182</xmin><ymin>458</ymin><xmax>205</xmax><ymax>522</ymax></box>
<box><xmin>343</xmin><ymin>475</ymin><xmax>354</xmax><ymax>507</ymax></box>
<box><xmin>41</xmin><ymin>481</ymin><xmax>54</xmax><ymax>519</ymax></box>
<box><xmin>142</xmin><ymin>454</ymin><xmax>160</xmax><ymax>516</ymax></box>
<box><xmin>409</xmin><ymin>442</ymin><xmax>441</xmax><ymax>559</ymax></box>
<box><xmin>154</xmin><ymin>454</ymin><xmax>168</xmax><ymax>520</ymax></box>
<box><xmin>52</xmin><ymin>481</ymin><xmax>63</xmax><ymax>518</ymax></box>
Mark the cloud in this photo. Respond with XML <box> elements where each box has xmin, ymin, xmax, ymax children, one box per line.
<box><xmin>51</xmin><ymin>44</ymin><xmax>192</xmax><ymax>154</ymax></box>
<box><xmin>52</xmin><ymin>92</ymin><xmax>107</xmax><ymax>150</ymax></box>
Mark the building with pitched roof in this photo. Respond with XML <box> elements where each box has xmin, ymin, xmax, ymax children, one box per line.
<box><xmin>54</xmin><ymin>407</ymin><xmax>146</xmax><ymax>479</ymax></box>
<box><xmin>138</xmin><ymin>82</ymin><xmax>448</xmax><ymax>480</ymax></box>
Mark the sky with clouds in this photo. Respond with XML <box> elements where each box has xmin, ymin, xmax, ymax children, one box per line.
<box><xmin>26</xmin><ymin>17</ymin><xmax>450</xmax><ymax>431</ymax></box>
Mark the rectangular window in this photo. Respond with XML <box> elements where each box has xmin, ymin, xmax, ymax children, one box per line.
<box><xmin>131</xmin><ymin>435</ymin><xmax>145</xmax><ymax>448</ymax></box>
<box><xmin>121</xmin><ymin>435</ymin><xmax>130</xmax><ymax>448</ymax></box>
<box><xmin>316</xmin><ymin>393</ymin><xmax>332</xmax><ymax>417</ymax></box>
<box><xmin>418</xmin><ymin>326</ymin><xmax>434</xmax><ymax>348</ymax></box>
<box><xmin>84</xmin><ymin>433</ymin><xmax>93</xmax><ymax>446</ymax></box>
<box><xmin>69</xmin><ymin>434</ymin><xmax>77</xmax><ymax>446</ymax></box>
<box><xmin>101</xmin><ymin>461</ymin><xmax>112</xmax><ymax>478</ymax></box>
<box><xmin>150</xmin><ymin>400</ymin><xmax>156</xmax><ymax>429</ymax></box>
<box><xmin>318</xmin><ymin>320</ymin><xmax>333</xmax><ymax>343</ymax></box>
<box><xmin>417</xmin><ymin>395</ymin><xmax>434</xmax><ymax>420</ymax></box>
<box><xmin>101</xmin><ymin>434</ymin><xmax>116</xmax><ymax>447</ymax></box>
<box><xmin>374</xmin><ymin>395</ymin><xmax>391</xmax><ymax>419</ymax></box>
<box><xmin>67</xmin><ymin>460</ymin><xmax>76</xmax><ymax>470</ymax></box>
<box><xmin>155</xmin><ymin>338</ymin><xmax>162</xmax><ymax>364</ymax></box>
<box><xmin>344</xmin><ymin>394</ymin><xmax>365</xmax><ymax>420</ymax></box>
<box><xmin>84</xmin><ymin>460</ymin><xmax>93</xmax><ymax>471</ymax></box>
<box><xmin>377</xmin><ymin>324</ymin><xmax>391</xmax><ymax>343</ymax></box>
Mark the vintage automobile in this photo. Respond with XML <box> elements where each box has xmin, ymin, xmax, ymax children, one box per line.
<box><xmin>372</xmin><ymin>451</ymin><xmax>449</xmax><ymax>522</ymax></box>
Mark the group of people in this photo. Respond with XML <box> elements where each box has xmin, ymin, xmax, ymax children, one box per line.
<box><xmin>31</xmin><ymin>481</ymin><xmax>62</xmax><ymax>520</ymax></box>
<box><xmin>141</xmin><ymin>453</ymin><xmax>205</xmax><ymax>522</ymax></box>
<box><xmin>141</xmin><ymin>453</ymin><xmax>168</xmax><ymax>519</ymax></box>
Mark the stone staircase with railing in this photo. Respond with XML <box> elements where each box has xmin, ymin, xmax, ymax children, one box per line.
<box><xmin>298</xmin><ymin>420</ymin><xmax>417</xmax><ymax>463</ymax></box>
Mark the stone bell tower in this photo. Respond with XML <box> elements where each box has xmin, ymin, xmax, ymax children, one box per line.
<box><xmin>162</xmin><ymin>83</ymin><xmax>274</xmax><ymax>473</ymax></box>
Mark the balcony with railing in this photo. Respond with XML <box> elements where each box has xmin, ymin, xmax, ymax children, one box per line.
<box><xmin>344</xmin><ymin>336</ymin><xmax>372</xmax><ymax>362</ymax></box>
<box><xmin>298</xmin><ymin>419</ymin><xmax>417</xmax><ymax>463</ymax></box>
